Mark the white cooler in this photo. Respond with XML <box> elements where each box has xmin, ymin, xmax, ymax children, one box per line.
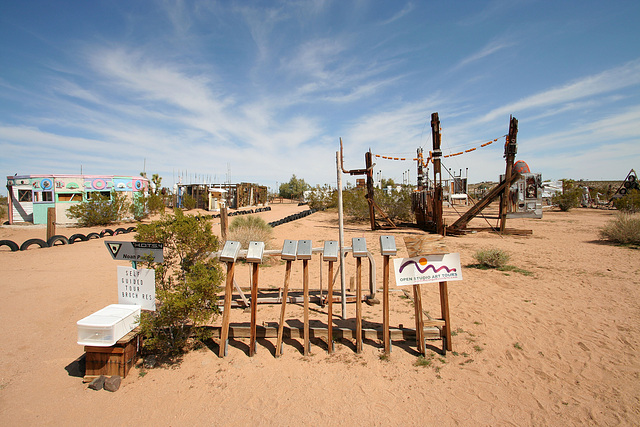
<box><xmin>77</xmin><ymin>304</ymin><xmax>141</xmax><ymax>347</ymax></box>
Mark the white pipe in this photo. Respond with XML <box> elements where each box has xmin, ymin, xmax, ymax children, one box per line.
<box><xmin>337</xmin><ymin>151</ymin><xmax>347</xmax><ymax>320</ymax></box>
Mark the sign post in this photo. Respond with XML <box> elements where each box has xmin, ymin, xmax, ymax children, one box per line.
<box><xmin>394</xmin><ymin>249</ymin><xmax>462</xmax><ymax>355</ymax></box>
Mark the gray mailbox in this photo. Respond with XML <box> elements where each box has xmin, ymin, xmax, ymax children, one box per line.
<box><xmin>352</xmin><ymin>237</ymin><xmax>368</xmax><ymax>258</ymax></box>
<box><xmin>322</xmin><ymin>240</ymin><xmax>339</xmax><ymax>262</ymax></box>
<box><xmin>379</xmin><ymin>235</ymin><xmax>397</xmax><ymax>256</ymax></box>
<box><xmin>281</xmin><ymin>239</ymin><xmax>298</xmax><ymax>261</ymax></box>
<box><xmin>220</xmin><ymin>241</ymin><xmax>241</xmax><ymax>263</ymax></box>
<box><xmin>246</xmin><ymin>241</ymin><xmax>265</xmax><ymax>263</ymax></box>
<box><xmin>297</xmin><ymin>240</ymin><xmax>313</xmax><ymax>260</ymax></box>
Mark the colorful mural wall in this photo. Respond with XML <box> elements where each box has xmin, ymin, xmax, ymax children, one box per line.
<box><xmin>5</xmin><ymin>174</ymin><xmax>149</xmax><ymax>225</ymax></box>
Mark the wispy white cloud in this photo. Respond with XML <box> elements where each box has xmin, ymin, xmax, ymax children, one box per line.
<box><xmin>478</xmin><ymin>59</ymin><xmax>640</xmax><ymax>123</ymax></box>
<box><xmin>379</xmin><ymin>2</ymin><xmax>414</xmax><ymax>25</ymax></box>
<box><xmin>454</xmin><ymin>38</ymin><xmax>515</xmax><ymax>70</ymax></box>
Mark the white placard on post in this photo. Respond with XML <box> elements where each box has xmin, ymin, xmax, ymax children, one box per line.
<box><xmin>393</xmin><ymin>253</ymin><xmax>463</xmax><ymax>286</ymax></box>
<box><xmin>117</xmin><ymin>266</ymin><xmax>156</xmax><ymax>311</ymax></box>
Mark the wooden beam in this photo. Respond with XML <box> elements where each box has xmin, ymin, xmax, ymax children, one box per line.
<box><xmin>208</xmin><ymin>324</ymin><xmax>442</xmax><ymax>341</ymax></box>
<box><xmin>447</xmin><ymin>172</ymin><xmax>521</xmax><ymax>232</ymax></box>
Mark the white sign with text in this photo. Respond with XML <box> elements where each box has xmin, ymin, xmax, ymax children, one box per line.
<box><xmin>117</xmin><ymin>266</ymin><xmax>156</xmax><ymax>311</ymax></box>
<box><xmin>393</xmin><ymin>253</ymin><xmax>463</xmax><ymax>286</ymax></box>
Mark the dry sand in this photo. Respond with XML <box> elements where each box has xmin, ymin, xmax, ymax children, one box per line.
<box><xmin>1</xmin><ymin>202</ymin><xmax>639</xmax><ymax>426</ymax></box>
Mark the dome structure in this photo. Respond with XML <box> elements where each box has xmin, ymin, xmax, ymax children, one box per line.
<box><xmin>513</xmin><ymin>160</ymin><xmax>530</xmax><ymax>174</ymax></box>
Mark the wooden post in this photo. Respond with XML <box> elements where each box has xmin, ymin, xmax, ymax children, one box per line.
<box><xmin>220</xmin><ymin>206</ymin><xmax>228</xmax><ymax>242</ymax></box>
<box><xmin>218</xmin><ymin>261</ymin><xmax>235</xmax><ymax>357</ymax></box>
<box><xmin>431</xmin><ymin>112</ymin><xmax>444</xmax><ymax>236</ymax></box>
<box><xmin>249</xmin><ymin>263</ymin><xmax>259</xmax><ymax>356</ymax></box>
<box><xmin>382</xmin><ymin>254</ymin><xmax>391</xmax><ymax>355</ymax></box>
<box><xmin>303</xmin><ymin>259</ymin><xmax>310</xmax><ymax>356</ymax></box>
<box><xmin>500</xmin><ymin>116</ymin><xmax>518</xmax><ymax>232</ymax></box>
<box><xmin>275</xmin><ymin>261</ymin><xmax>293</xmax><ymax>357</ymax></box>
<box><xmin>46</xmin><ymin>207</ymin><xmax>56</xmax><ymax>242</ymax></box>
<box><xmin>413</xmin><ymin>284</ymin><xmax>426</xmax><ymax>355</ymax></box>
<box><xmin>355</xmin><ymin>257</ymin><xmax>363</xmax><ymax>353</ymax></box>
<box><xmin>327</xmin><ymin>261</ymin><xmax>335</xmax><ymax>354</ymax></box>
<box><xmin>439</xmin><ymin>281</ymin><xmax>453</xmax><ymax>351</ymax></box>
<box><xmin>366</xmin><ymin>150</ymin><xmax>376</xmax><ymax>231</ymax></box>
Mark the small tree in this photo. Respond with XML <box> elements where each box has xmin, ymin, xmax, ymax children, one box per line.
<box><xmin>67</xmin><ymin>190</ymin><xmax>130</xmax><ymax>226</ymax></box>
<box><xmin>135</xmin><ymin>209</ymin><xmax>222</xmax><ymax>359</ymax></box>
<box><xmin>131</xmin><ymin>191</ymin><xmax>166</xmax><ymax>221</ymax></box>
<box><xmin>279</xmin><ymin>174</ymin><xmax>309</xmax><ymax>200</ymax></box>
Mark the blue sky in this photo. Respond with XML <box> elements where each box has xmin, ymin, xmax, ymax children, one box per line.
<box><xmin>1</xmin><ymin>0</ymin><xmax>639</xmax><ymax>194</ymax></box>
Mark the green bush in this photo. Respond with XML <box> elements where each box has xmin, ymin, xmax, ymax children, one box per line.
<box><xmin>342</xmin><ymin>187</ymin><xmax>370</xmax><ymax>221</ymax></box>
<box><xmin>181</xmin><ymin>193</ymin><xmax>196</xmax><ymax>210</ymax></box>
<box><xmin>376</xmin><ymin>187</ymin><xmax>414</xmax><ymax>222</ymax></box>
<box><xmin>135</xmin><ymin>209</ymin><xmax>222</xmax><ymax>359</ymax></box>
<box><xmin>67</xmin><ymin>190</ymin><xmax>130</xmax><ymax>226</ymax></box>
<box><xmin>613</xmin><ymin>189</ymin><xmax>640</xmax><ymax>213</ymax></box>
<box><xmin>599</xmin><ymin>213</ymin><xmax>640</xmax><ymax>246</ymax></box>
<box><xmin>552</xmin><ymin>188</ymin><xmax>581</xmax><ymax>212</ymax></box>
<box><xmin>341</xmin><ymin>185</ymin><xmax>414</xmax><ymax>223</ymax></box>
<box><xmin>473</xmin><ymin>248</ymin><xmax>510</xmax><ymax>268</ymax></box>
<box><xmin>131</xmin><ymin>192</ymin><xmax>166</xmax><ymax>221</ymax></box>
<box><xmin>228</xmin><ymin>215</ymin><xmax>273</xmax><ymax>249</ymax></box>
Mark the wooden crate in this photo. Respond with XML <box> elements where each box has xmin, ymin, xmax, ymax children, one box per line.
<box><xmin>83</xmin><ymin>328</ymin><xmax>141</xmax><ymax>382</ymax></box>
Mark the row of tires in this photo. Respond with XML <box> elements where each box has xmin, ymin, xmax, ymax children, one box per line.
<box><xmin>0</xmin><ymin>226</ymin><xmax>137</xmax><ymax>252</ymax></box>
<box><xmin>193</xmin><ymin>206</ymin><xmax>273</xmax><ymax>221</ymax></box>
<box><xmin>268</xmin><ymin>209</ymin><xmax>316</xmax><ymax>228</ymax></box>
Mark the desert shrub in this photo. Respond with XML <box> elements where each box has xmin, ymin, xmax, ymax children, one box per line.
<box><xmin>599</xmin><ymin>213</ymin><xmax>640</xmax><ymax>245</ymax></box>
<box><xmin>342</xmin><ymin>187</ymin><xmax>370</xmax><ymax>221</ymax></box>
<box><xmin>306</xmin><ymin>184</ymin><xmax>337</xmax><ymax>211</ymax></box>
<box><xmin>181</xmin><ymin>193</ymin><xmax>196</xmax><ymax>210</ymax></box>
<box><xmin>67</xmin><ymin>190</ymin><xmax>130</xmax><ymax>226</ymax></box>
<box><xmin>613</xmin><ymin>189</ymin><xmax>640</xmax><ymax>213</ymax></box>
<box><xmin>473</xmin><ymin>248</ymin><xmax>510</xmax><ymax>268</ymax></box>
<box><xmin>552</xmin><ymin>188</ymin><xmax>581</xmax><ymax>212</ymax></box>
<box><xmin>135</xmin><ymin>209</ymin><xmax>222</xmax><ymax>358</ymax></box>
<box><xmin>376</xmin><ymin>187</ymin><xmax>414</xmax><ymax>222</ymax></box>
<box><xmin>228</xmin><ymin>215</ymin><xmax>273</xmax><ymax>249</ymax></box>
<box><xmin>0</xmin><ymin>195</ymin><xmax>6</xmax><ymax>221</ymax></box>
<box><xmin>341</xmin><ymin>186</ymin><xmax>414</xmax><ymax>223</ymax></box>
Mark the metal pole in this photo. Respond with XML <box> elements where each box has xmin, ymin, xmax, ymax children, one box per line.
<box><xmin>336</xmin><ymin>151</ymin><xmax>347</xmax><ymax>320</ymax></box>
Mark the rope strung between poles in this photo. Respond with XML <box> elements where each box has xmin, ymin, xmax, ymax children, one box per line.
<box><xmin>372</xmin><ymin>135</ymin><xmax>506</xmax><ymax>166</ymax></box>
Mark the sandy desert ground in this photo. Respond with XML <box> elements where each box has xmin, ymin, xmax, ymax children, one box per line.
<box><xmin>0</xmin><ymin>201</ymin><xmax>639</xmax><ymax>426</ymax></box>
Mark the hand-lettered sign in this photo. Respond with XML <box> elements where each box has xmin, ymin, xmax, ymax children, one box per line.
<box><xmin>117</xmin><ymin>266</ymin><xmax>156</xmax><ymax>311</ymax></box>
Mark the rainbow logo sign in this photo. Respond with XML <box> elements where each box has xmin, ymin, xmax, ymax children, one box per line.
<box><xmin>393</xmin><ymin>253</ymin><xmax>463</xmax><ymax>286</ymax></box>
